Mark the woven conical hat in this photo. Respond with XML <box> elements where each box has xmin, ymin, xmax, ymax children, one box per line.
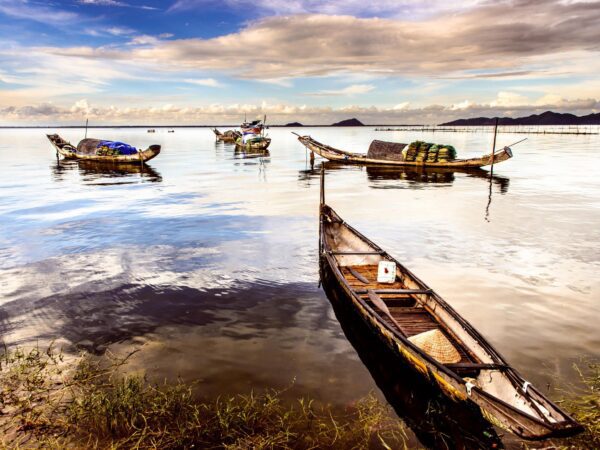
<box><xmin>408</xmin><ymin>329</ymin><xmax>461</xmax><ymax>364</ymax></box>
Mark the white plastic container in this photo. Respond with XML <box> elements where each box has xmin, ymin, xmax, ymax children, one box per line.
<box><xmin>377</xmin><ymin>261</ymin><xmax>397</xmax><ymax>283</ymax></box>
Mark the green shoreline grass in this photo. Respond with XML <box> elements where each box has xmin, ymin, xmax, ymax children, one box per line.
<box><xmin>1</xmin><ymin>346</ymin><xmax>598</xmax><ymax>449</ymax></box>
<box><xmin>0</xmin><ymin>346</ymin><xmax>409</xmax><ymax>449</ymax></box>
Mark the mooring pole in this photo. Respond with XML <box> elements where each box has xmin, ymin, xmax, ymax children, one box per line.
<box><xmin>84</xmin><ymin>118</ymin><xmax>89</xmax><ymax>139</ymax></box>
<box><xmin>490</xmin><ymin>118</ymin><xmax>498</xmax><ymax>174</ymax></box>
<box><xmin>319</xmin><ymin>165</ymin><xmax>325</xmax><ymax>254</ymax></box>
<box><xmin>320</xmin><ymin>164</ymin><xmax>325</xmax><ymax>207</ymax></box>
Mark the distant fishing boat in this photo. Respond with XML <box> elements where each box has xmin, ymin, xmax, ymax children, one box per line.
<box><xmin>236</xmin><ymin>117</ymin><xmax>271</xmax><ymax>151</ymax></box>
<box><xmin>213</xmin><ymin>128</ymin><xmax>241</xmax><ymax>143</ymax></box>
<box><xmin>297</xmin><ymin>134</ymin><xmax>514</xmax><ymax>168</ymax></box>
<box><xmin>47</xmin><ymin>134</ymin><xmax>160</xmax><ymax>163</ymax></box>
<box><xmin>147</xmin><ymin>129</ymin><xmax>156</xmax><ymax>133</ymax></box>
<box><xmin>317</xmin><ymin>167</ymin><xmax>582</xmax><ymax>440</ymax></box>
<box><xmin>235</xmin><ymin>135</ymin><xmax>271</xmax><ymax>151</ymax></box>
<box><xmin>241</xmin><ymin>118</ymin><xmax>264</xmax><ymax>134</ymax></box>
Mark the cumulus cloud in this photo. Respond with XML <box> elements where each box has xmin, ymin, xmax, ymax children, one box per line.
<box><xmin>43</xmin><ymin>1</ymin><xmax>600</xmax><ymax>81</ymax></box>
<box><xmin>490</xmin><ymin>91</ymin><xmax>530</xmax><ymax>107</ymax></box>
<box><xmin>1</xmin><ymin>0</ymin><xmax>598</xmax><ymax>124</ymax></box>
<box><xmin>392</xmin><ymin>102</ymin><xmax>410</xmax><ymax>111</ymax></box>
<box><xmin>2</xmin><ymin>96</ymin><xmax>598</xmax><ymax>125</ymax></box>
<box><xmin>450</xmin><ymin>100</ymin><xmax>474</xmax><ymax>111</ymax></box>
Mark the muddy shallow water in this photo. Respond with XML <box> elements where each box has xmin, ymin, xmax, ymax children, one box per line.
<box><xmin>0</xmin><ymin>126</ymin><xmax>598</xmax><ymax>448</ymax></box>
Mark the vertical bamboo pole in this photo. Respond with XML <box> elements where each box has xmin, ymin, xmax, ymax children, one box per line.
<box><xmin>320</xmin><ymin>164</ymin><xmax>325</xmax><ymax>207</ymax></box>
<box><xmin>84</xmin><ymin>118</ymin><xmax>89</xmax><ymax>139</ymax></box>
<box><xmin>490</xmin><ymin>118</ymin><xmax>498</xmax><ymax>173</ymax></box>
<box><xmin>319</xmin><ymin>165</ymin><xmax>325</xmax><ymax>254</ymax></box>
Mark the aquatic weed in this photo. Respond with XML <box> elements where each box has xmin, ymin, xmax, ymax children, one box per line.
<box><xmin>553</xmin><ymin>360</ymin><xmax>600</xmax><ymax>449</ymax></box>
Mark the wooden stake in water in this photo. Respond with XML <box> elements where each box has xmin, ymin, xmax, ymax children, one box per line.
<box><xmin>320</xmin><ymin>164</ymin><xmax>325</xmax><ymax>207</ymax></box>
<box><xmin>490</xmin><ymin>118</ymin><xmax>499</xmax><ymax>173</ymax></box>
<box><xmin>319</xmin><ymin>165</ymin><xmax>325</xmax><ymax>254</ymax></box>
<box><xmin>84</xmin><ymin>118</ymin><xmax>89</xmax><ymax>139</ymax></box>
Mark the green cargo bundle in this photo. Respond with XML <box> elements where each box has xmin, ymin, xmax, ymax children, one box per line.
<box><xmin>404</xmin><ymin>141</ymin><xmax>421</xmax><ymax>162</ymax></box>
<box><xmin>416</xmin><ymin>142</ymin><xmax>430</xmax><ymax>162</ymax></box>
<box><xmin>427</xmin><ymin>144</ymin><xmax>439</xmax><ymax>162</ymax></box>
<box><xmin>404</xmin><ymin>141</ymin><xmax>457</xmax><ymax>163</ymax></box>
<box><xmin>96</xmin><ymin>146</ymin><xmax>123</xmax><ymax>156</ymax></box>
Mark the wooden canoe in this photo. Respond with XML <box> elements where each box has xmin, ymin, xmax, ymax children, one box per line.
<box><xmin>321</xmin><ymin>264</ymin><xmax>506</xmax><ymax>448</ymax></box>
<box><xmin>298</xmin><ymin>135</ymin><xmax>513</xmax><ymax>168</ymax></box>
<box><xmin>317</xmin><ymin>170</ymin><xmax>582</xmax><ymax>440</ymax></box>
<box><xmin>47</xmin><ymin>134</ymin><xmax>160</xmax><ymax>164</ymax></box>
<box><xmin>235</xmin><ymin>137</ymin><xmax>271</xmax><ymax>151</ymax></box>
<box><xmin>213</xmin><ymin>128</ymin><xmax>241</xmax><ymax>143</ymax></box>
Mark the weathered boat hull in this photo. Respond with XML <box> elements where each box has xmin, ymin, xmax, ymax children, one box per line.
<box><xmin>319</xmin><ymin>193</ymin><xmax>582</xmax><ymax>440</ymax></box>
<box><xmin>320</xmin><ymin>259</ymin><xmax>506</xmax><ymax>449</ymax></box>
<box><xmin>299</xmin><ymin>135</ymin><xmax>512</xmax><ymax>168</ymax></box>
<box><xmin>235</xmin><ymin>138</ymin><xmax>271</xmax><ymax>151</ymax></box>
<box><xmin>47</xmin><ymin>134</ymin><xmax>160</xmax><ymax>163</ymax></box>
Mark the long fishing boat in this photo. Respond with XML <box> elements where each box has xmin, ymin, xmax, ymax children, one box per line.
<box><xmin>47</xmin><ymin>134</ymin><xmax>160</xmax><ymax>163</ymax></box>
<box><xmin>317</xmin><ymin>168</ymin><xmax>582</xmax><ymax>440</ymax></box>
<box><xmin>297</xmin><ymin>134</ymin><xmax>514</xmax><ymax>168</ymax></box>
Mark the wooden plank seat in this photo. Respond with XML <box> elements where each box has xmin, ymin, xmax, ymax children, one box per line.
<box><xmin>342</xmin><ymin>265</ymin><xmax>406</xmax><ymax>291</ymax></box>
<box><xmin>354</xmin><ymin>289</ymin><xmax>432</xmax><ymax>295</ymax></box>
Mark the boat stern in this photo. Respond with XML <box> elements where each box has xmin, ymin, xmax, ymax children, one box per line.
<box><xmin>145</xmin><ymin>145</ymin><xmax>161</xmax><ymax>160</ymax></box>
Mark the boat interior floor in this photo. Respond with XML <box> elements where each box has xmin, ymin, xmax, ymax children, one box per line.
<box><xmin>342</xmin><ymin>264</ymin><xmax>484</xmax><ymax>375</ymax></box>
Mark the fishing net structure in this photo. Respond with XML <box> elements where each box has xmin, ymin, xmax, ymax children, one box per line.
<box><xmin>408</xmin><ymin>329</ymin><xmax>461</xmax><ymax>364</ymax></box>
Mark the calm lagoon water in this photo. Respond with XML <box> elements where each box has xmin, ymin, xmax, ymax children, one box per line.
<box><xmin>0</xmin><ymin>126</ymin><xmax>599</xmax><ymax>447</ymax></box>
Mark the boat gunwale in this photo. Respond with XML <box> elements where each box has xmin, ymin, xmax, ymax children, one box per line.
<box><xmin>320</xmin><ymin>204</ymin><xmax>582</xmax><ymax>437</ymax></box>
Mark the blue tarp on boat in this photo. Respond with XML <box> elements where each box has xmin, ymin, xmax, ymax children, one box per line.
<box><xmin>76</xmin><ymin>138</ymin><xmax>138</xmax><ymax>155</ymax></box>
<box><xmin>98</xmin><ymin>140</ymin><xmax>138</xmax><ymax>155</ymax></box>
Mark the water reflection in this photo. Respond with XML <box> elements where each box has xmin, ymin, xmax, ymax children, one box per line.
<box><xmin>299</xmin><ymin>161</ymin><xmax>509</xmax><ymax>193</ymax></box>
<box><xmin>319</xmin><ymin>259</ymin><xmax>505</xmax><ymax>450</ymax></box>
<box><xmin>51</xmin><ymin>160</ymin><xmax>162</xmax><ymax>184</ymax></box>
<box><xmin>1</xmin><ymin>127</ymin><xmax>597</xmax><ymax>449</ymax></box>
<box><xmin>233</xmin><ymin>148</ymin><xmax>271</xmax><ymax>159</ymax></box>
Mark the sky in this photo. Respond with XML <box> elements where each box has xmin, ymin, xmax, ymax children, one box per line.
<box><xmin>0</xmin><ymin>0</ymin><xmax>599</xmax><ymax>125</ymax></box>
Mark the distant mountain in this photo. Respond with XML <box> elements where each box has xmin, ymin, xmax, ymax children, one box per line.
<box><xmin>440</xmin><ymin>111</ymin><xmax>600</xmax><ymax>126</ymax></box>
<box><xmin>285</xmin><ymin>122</ymin><xmax>303</xmax><ymax>126</ymax></box>
<box><xmin>332</xmin><ymin>118</ymin><xmax>364</xmax><ymax>126</ymax></box>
